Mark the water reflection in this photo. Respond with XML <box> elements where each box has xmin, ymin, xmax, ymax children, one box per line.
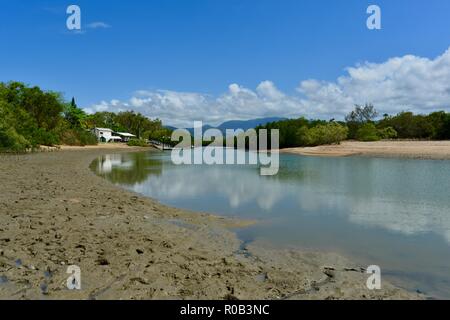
<box><xmin>92</xmin><ymin>152</ymin><xmax>450</xmax><ymax>242</ymax></box>
<box><xmin>92</xmin><ymin>152</ymin><xmax>163</xmax><ymax>186</ymax></box>
<box><xmin>92</xmin><ymin>151</ymin><xmax>450</xmax><ymax>298</ymax></box>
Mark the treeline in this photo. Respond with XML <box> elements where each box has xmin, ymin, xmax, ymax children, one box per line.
<box><xmin>2</xmin><ymin>81</ymin><xmax>449</xmax><ymax>152</ymax></box>
<box><xmin>378</xmin><ymin>111</ymin><xmax>450</xmax><ymax>140</ymax></box>
<box><xmin>257</xmin><ymin>104</ymin><xmax>450</xmax><ymax>149</ymax></box>
<box><xmin>257</xmin><ymin>118</ymin><xmax>348</xmax><ymax>148</ymax></box>
<box><xmin>86</xmin><ymin>111</ymin><xmax>172</xmax><ymax>143</ymax></box>
<box><xmin>0</xmin><ymin>82</ymin><xmax>170</xmax><ymax>152</ymax></box>
<box><xmin>346</xmin><ymin>104</ymin><xmax>450</xmax><ymax>141</ymax></box>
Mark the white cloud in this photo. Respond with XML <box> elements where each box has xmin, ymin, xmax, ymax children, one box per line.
<box><xmin>86</xmin><ymin>22</ymin><xmax>111</xmax><ymax>29</ymax></box>
<box><xmin>86</xmin><ymin>48</ymin><xmax>450</xmax><ymax>127</ymax></box>
<box><xmin>298</xmin><ymin>48</ymin><xmax>450</xmax><ymax>118</ymax></box>
<box><xmin>87</xmin><ymin>82</ymin><xmax>305</xmax><ymax>127</ymax></box>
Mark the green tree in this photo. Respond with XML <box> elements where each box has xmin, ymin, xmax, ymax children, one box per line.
<box><xmin>345</xmin><ymin>104</ymin><xmax>378</xmax><ymax>138</ymax></box>
<box><xmin>0</xmin><ymin>81</ymin><xmax>97</xmax><ymax>150</ymax></box>
<box><xmin>427</xmin><ymin>111</ymin><xmax>450</xmax><ymax>139</ymax></box>
<box><xmin>63</xmin><ymin>97</ymin><xmax>88</xmax><ymax>128</ymax></box>
<box><xmin>356</xmin><ymin>123</ymin><xmax>380</xmax><ymax>141</ymax></box>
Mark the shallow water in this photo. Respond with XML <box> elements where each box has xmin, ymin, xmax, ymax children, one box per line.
<box><xmin>92</xmin><ymin>150</ymin><xmax>450</xmax><ymax>299</ymax></box>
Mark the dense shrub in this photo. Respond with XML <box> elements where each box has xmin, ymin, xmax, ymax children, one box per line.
<box><xmin>0</xmin><ymin>126</ymin><xmax>31</xmax><ymax>152</ymax></box>
<box><xmin>356</xmin><ymin>123</ymin><xmax>380</xmax><ymax>141</ymax></box>
<box><xmin>31</xmin><ymin>128</ymin><xmax>60</xmax><ymax>146</ymax></box>
<box><xmin>378</xmin><ymin>112</ymin><xmax>434</xmax><ymax>139</ymax></box>
<box><xmin>426</xmin><ymin>111</ymin><xmax>450</xmax><ymax>140</ymax></box>
<box><xmin>257</xmin><ymin>117</ymin><xmax>312</xmax><ymax>148</ymax></box>
<box><xmin>127</xmin><ymin>139</ymin><xmax>149</xmax><ymax>147</ymax></box>
<box><xmin>377</xmin><ymin>126</ymin><xmax>398</xmax><ymax>139</ymax></box>
<box><xmin>78</xmin><ymin>130</ymin><xmax>98</xmax><ymax>146</ymax></box>
<box><xmin>298</xmin><ymin>123</ymin><xmax>349</xmax><ymax>146</ymax></box>
<box><xmin>58</xmin><ymin>128</ymin><xmax>97</xmax><ymax>146</ymax></box>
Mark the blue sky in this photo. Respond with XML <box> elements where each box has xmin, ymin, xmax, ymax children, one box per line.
<box><xmin>1</xmin><ymin>0</ymin><xmax>450</xmax><ymax>126</ymax></box>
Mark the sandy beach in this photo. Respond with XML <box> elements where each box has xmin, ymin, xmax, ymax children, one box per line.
<box><xmin>281</xmin><ymin>140</ymin><xmax>450</xmax><ymax>159</ymax></box>
<box><xmin>0</xmin><ymin>146</ymin><xmax>422</xmax><ymax>300</ymax></box>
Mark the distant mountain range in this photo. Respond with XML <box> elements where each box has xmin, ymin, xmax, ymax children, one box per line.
<box><xmin>166</xmin><ymin>117</ymin><xmax>287</xmax><ymax>135</ymax></box>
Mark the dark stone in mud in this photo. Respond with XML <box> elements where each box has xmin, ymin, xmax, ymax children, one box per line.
<box><xmin>323</xmin><ymin>267</ymin><xmax>336</xmax><ymax>278</ymax></box>
<box><xmin>0</xmin><ymin>275</ymin><xmax>8</xmax><ymax>284</ymax></box>
<box><xmin>40</xmin><ymin>283</ymin><xmax>49</xmax><ymax>295</ymax></box>
<box><xmin>97</xmin><ymin>258</ymin><xmax>110</xmax><ymax>266</ymax></box>
<box><xmin>136</xmin><ymin>249</ymin><xmax>144</xmax><ymax>254</ymax></box>
<box><xmin>75</xmin><ymin>244</ymin><xmax>86</xmax><ymax>251</ymax></box>
<box><xmin>224</xmin><ymin>293</ymin><xmax>239</xmax><ymax>300</ymax></box>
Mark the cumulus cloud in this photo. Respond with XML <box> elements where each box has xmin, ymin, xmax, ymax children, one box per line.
<box><xmin>87</xmin><ymin>82</ymin><xmax>305</xmax><ymax>128</ymax></box>
<box><xmin>86</xmin><ymin>48</ymin><xmax>450</xmax><ymax>127</ymax></box>
<box><xmin>298</xmin><ymin>48</ymin><xmax>450</xmax><ymax>118</ymax></box>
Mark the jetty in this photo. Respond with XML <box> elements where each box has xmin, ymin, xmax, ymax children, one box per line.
<box><xmin>149</xmin><ymin>140</ymin><xmax>174</xmax><ymax>151</ymax></box>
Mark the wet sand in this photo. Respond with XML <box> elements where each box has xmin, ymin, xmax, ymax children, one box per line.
<box><xmin>282</xmin><ymin>141</ymin><xmax>450</xmax><ymax>160</ymax></box>
<box><xmin>0</xmin><ymin>146</ymin><xmax>422</xmax><ymax>299</ymax></box>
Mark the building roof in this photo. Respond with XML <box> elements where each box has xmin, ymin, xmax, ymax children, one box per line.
<box><xmin>116</xmin><ymin>132</ymin><xmax>136</xmax><ymax>137</ymax></box>
<box><xmin>95</xmin><ymin>128</ymin><xmax>113</xmax><ymax>132</ymax></box>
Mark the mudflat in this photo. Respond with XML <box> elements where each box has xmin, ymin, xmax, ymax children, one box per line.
<box><xmin>282</xmin><ymin>140</ymin><xmax>450</xmax><ymax>159</ymax></box>
<box><xmin>0</xmin><ymin>147</ymin><xmax>422</xmax><ymax>299</ymax></box>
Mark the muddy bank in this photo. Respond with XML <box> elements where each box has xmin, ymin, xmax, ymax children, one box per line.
<box><xmin>282</xmin><ymin>140</ymin><xmax>450</xmax><ymax>160</ymax></box>
<box><xmin>0</xmin><ymin>147</ymin><xmax>422</xmax><ymax>299</ymax></box>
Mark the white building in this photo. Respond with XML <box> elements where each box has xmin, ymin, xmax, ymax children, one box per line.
<box><xmin>116</xmin><ymin>132</ymin><xmax>136</xmax><ymax>142</ymax></box>
<box><xmin>92</xmin><ymin>128</ymin><xmax>122</xmax><ymax>143</ymax></box>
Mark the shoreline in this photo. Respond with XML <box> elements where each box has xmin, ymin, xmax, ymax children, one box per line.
<box><xmin>281</xmin><ymin>140</ymin><xmax>450</xmax><ymax>160</ymax></box>
<box><xmin>0</xmin><ymin>146</ymin><xmax>422</xmax><ymax>299</ymax></box>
